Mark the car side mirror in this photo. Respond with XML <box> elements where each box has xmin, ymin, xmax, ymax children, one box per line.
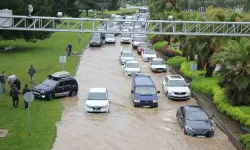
<box><xmin>157</xmin><ymin>91</ymin><xmax>160</xmax><ymax>93</ymax></box>
<box><xmin>186</xmin><ymin>83</ymin><xmax>190</xmax><ymax>86</ymax></box>
<box><xmin>165</xmin><ymin>83</ymin><xmax>168</xmax><ymax>86</ymax></box>
<box><xmin>180</xmin><ymin>116</ymin><xmax>183</xmax><ymax>119</ymax></box>
<box><xmin>108</xmin><ymin>97</ymin><xmax>111</xmax><ymax>100</ymax></box>
<box><xmin>131</xmin><ymin>90</ymin><xmax>134</xmax><ymax>93</ymax></box>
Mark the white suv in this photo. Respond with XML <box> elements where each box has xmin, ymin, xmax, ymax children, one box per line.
<box><xmin>162</xmin><ymin>75</ymin><xmax>190</xmax><ymax>100</ymax></box>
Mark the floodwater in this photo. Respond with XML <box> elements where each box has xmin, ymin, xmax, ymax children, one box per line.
<box><xmin>52</xmin><ymin>37</ymin><xmax>236</xmax><ymax>150</ymax></box>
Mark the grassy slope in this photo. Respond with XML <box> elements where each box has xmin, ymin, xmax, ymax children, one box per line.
<box><xmin>0</xmin><ymin>22</ymin><xmax>92</xmax><ymax>150</ymax></box>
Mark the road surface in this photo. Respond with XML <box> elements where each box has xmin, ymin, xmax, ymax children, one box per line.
<box><xmin>52</xmin><ymin>37</ymin><xmax>236</xmax><ymax>150</ymax></box>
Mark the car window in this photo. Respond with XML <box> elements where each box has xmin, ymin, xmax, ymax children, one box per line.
<box><xmin>106</xmin><ymin>34</ymin><xmax>115</xmax><ymax>38</ymax></box>
<box><xmin>144</xmin><ymin>50</ymin><xmax>156</xmax><ymax>54</ymax></box>
<box><xmin>135</xmin><ymin>87</ymin><xmax>156</xmax><ymax>95</ymax></box>
<box><xmin>134</xmin><ymin>37</ymin><xmax>146</xmax><ymax>42</ymax></box>
<box><xmin>122</xmin><ymin>33</ymin><xmax>131</xmax><ymax>37</ymax></box>
<box><xmin>59</xmin><ymin>81</ymin><xmax>65</xmax><ymax>86</ymax></box>
<box><xmin>42</xmin><ymin>79</ymin><xmax>58</xmax><ymax>87</ymax></box>
<box><xmin>186</xmin><ymin>111</ymin><xmax>209</xmax><ymax>121</ymax></box>
<box><xmin>122</xmin><ymin>53</ymin><xmax>133</xmax><ymax>57</ymax></box>
<box><xmin>64</xmin><ymin>81</ymin><xmax>71</xmax><ymax>86</ymax></box>
<box><xmin>152</xmin><ymin>60</ymin><xmax>164</xmax><ymax>65</ymax></box>
<box><xmin>126</xmin><ymin>63</ymin><xmax>139</xmax><ymax>68</ymax></box>
<box><xmin>168</xmin><ymin>80</ymin><xmax>187</xmax><ymax>87</ymax></box>
<box><xmin>87</xmin><ymin>92</ymin><xmax>107</xmax><ymax>100</ymax></box>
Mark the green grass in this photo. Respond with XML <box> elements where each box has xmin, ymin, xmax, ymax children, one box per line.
<box><xmin>0</xmin><ymin>22</ymin><xmax>93</xmax><ymax>150</ymax></box>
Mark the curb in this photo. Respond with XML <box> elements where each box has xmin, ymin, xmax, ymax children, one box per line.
<box><xmin>75</xmin><ymin>38</ymin><xmax>91</xmax><ymax>73</ymax></box>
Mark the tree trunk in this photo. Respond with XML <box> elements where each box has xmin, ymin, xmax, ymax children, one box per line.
<box><xmin>86</xmin><ymin>10</ymin><xmax>89</xmax><ymax>17</ymax></box>
<box><xmin>189</xmin><ymin>51</ymin><xmax>195</xmax><ymax>61</ymax></box>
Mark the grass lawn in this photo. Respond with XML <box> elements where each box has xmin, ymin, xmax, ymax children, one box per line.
<box><xmin>0</xmin><ymin>22</ymin><xmax>94</xmax><ymax>150</ymax></box>
<box><xmin>81</xmin><ymin>8</ymin><xmax>137</xmax><ymax>18</ymax></box>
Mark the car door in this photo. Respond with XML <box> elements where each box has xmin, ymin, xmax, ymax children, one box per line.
<box><xmin>63</xmin><ymin>80</ymin><xmax>71</xmax><ymax>95</ymax></box>
<box><xmin>54</xmin><ymin>81</ymin><xmax>65</xmax><ymax>97</ymax></box>
<box><xmin>179</xmin><ymin>107</ymin><xmax>185</xmax><ymax>128</ymax></box>
<box><xmin>163</xmin><ymin>77</ymin><xmax>169</xmax><ymax>92</ymax></box>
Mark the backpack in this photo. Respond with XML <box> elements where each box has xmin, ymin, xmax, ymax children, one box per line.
<box><xmin>11</xmin><ymin>88</ymin><xmax>19</xmax><ymax>97</ymax></box>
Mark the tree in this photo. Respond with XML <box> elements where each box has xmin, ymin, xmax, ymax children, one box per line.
<box><xmin>78</xmin><ymin>0</ymin><xmax>95</xmax><ymax>17</ymax></box>
<box><xmin>212</xmin><ymin>37</ymin><xmax>250</xmax><ymax>106</ymax></box>
<box><xmin>106</xmin><ymin>0</ymin><xmax>121</xmax><ymax>11</ymax></box>
<box><xmin>52</xmin><ymin>0</ymin><xmax>80</xmax><ymax>17</ymax></box>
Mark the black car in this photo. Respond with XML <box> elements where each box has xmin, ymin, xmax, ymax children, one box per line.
<box><xmin>32</xmin><ymin>71</ymin><xmax>78</xmax><ymax>100</ymax></box>
<box><xmin>90</xmin><ymin>33</ymin><xmax>103</xmax><ymax>47</ymax></box>
<box><xmin>176</xmin><ymin>105</ymin><xmax>214</xmax><ymax>138</ymax></box>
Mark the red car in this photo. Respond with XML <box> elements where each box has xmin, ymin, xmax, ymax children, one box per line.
<box><xmin>137</xmin><ymin>43</ymin><xmax>152</xmax><ymax>55</ymax></box>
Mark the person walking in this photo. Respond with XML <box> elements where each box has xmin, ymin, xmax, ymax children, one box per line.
<box><xmin>28</xmin><ymin>65</ymin><xmax>36</xmax><ymax>84</ymax></box>
<box><xmin>13</xmin><ymin>78</ymin><xmax>21</xmax><ymax>91</ymax></box>
<box><xmin>0</xmin><ymin>71</ymin><xmax>6</xmax><ymax>94</ymax></box>
<box><xmin>22</xmin><ymin>84</ymin><xmax>31</xmax><ymax>110</ymax></box>
<box><xmin>10</xmin><ymin>85</ymin><xmax>20</xmax><ymax>108</ymax></box>
<box><xmin>66</xmin><ymin>43</ymin><xmax>72</xmax><ymax>56</ymax></box>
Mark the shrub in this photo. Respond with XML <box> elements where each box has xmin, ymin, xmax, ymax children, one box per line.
<box><xmin>153</xmin><ymin>41</ymin><xmax>168</xmax><ymax>50</ymax></box>
<box><xmin>180</xmin><ymin>61</ymin><xmax>206</xmax><ymax>79</ymax></box>
<box><xmin>240</xmin><ymin>134</ymin><xmax>250</xmax><ymax>149</ymax></box>
<box><xmin>167</xmin><ymin>56</ymin><xmax>186</xmax><ymax>67</ymax></box>
<box><xmin>190</xmin><ymin>77</ymin><xmax>219</xmax><ymax>95</ymax></box>
<box><xmin>152</xmin><ymin>35</ymin><xmax>166</xmax><ymax>44</ymax></box>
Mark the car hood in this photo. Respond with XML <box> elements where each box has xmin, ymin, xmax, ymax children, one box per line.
<box><xmin>134</xmin><ymin>93</ymin><xmax>158</xmax><ymax>100</ymax></box>
<box><xmin>33</xmin><ymin>84</ymin><xmax>54</xmax><ymax>91</ymax></box>
<box><xmin>86</xmin><ymin>100</ymin><xmax>108</xmax><ymax>107</ymax></box>
<box><xmin>125</xmin><ymin>68</ymin><xmax>140</xmax><ymax>72</ymax></box>
<box><xmin>121</xmin><ymin>37</ymin><xmax>130</xmax><ymax>39</ymax></box>
<box><xmin>143</xmin><ymin>54</ymin><xmax>157</xmax><ymax>57</ymax></box>
<box><xmin>168</xmin><ymin>87</ymin><xmax>190</xmax><ymax>93</ymax></box>
<box><xmin>185</xmin><ymin>119</ymin><xmax>212</xmax><ymax>129</ymax></box>
<box><xmin>121</xmin><ymin>57</ymin><xmax>134</xmax><ymax>61</ymax></box>
<box><xmin>90</xmin><ymin>40</ymin><xmax>100</xmax><ymax>43</ymax></box>
<box><xmin>133</xmin><ymin>41</ymin><xmax>145</xmax><ymax>45</ymax></box>
<box><xmin>151</xmin><ymin>65</ymin><xmax>166</xmax><ymax>68</ymax></box>
<box><xmin>106</xmin><ymin>38</ymin><xmax>115</xmax><ymax>40</ymax></box>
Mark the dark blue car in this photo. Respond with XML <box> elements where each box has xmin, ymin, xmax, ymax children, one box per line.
<box><xmin>131</xmin><ymin>74</ymin><xmax>160</xmax><ymax>108</ymax></box>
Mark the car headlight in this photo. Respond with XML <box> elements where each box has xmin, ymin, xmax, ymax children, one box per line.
<box><xmin>152</xmin><ymin>100</ymin><xmax>157</xmax><ymax>103</ymax></box>
<box><xmin>134</xmin><ymin>100</ymin><xmax>140</xmax><ymax>102</ymax></box>
<box><xmin>86</xmin><ymin>104</ymin><xmax>91</xmax><ymax>108</ymax></box>
<box><xmin>168</xmin><ymin>90</ymin><xmax>173</xmax><ymax>94</ymax></box>
<box><xmin>209</xmin><ymin>126</ymin><xmax>214</xmax><ymax>130</ymax></box>
<box><xmin>185</xmin><ymin>126</ymin><xmax>192</xmax><ymax>131</ymax></box>
<box><xmin>103</xmin><ymin>105</ymin><xmax>108</xmax><ymax>108</ymax></box>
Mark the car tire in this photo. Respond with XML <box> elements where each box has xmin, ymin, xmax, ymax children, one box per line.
<box><xmin>132</xmin><ymin>45</ymin><xmax>135</xmax><ymax>49</ymax></box>
<box><xmin>69</xmin><ymin>90</ymin><xmax>78</xmax><ymax>97</ymax></box>
<box><xmin>184</xmin><ymin>128</ymin><xmax>187</xmax><ymax>135</ymax></box>
<box><xmin>89</xmin><ymin>44</ymin><xmax>92</xmax><ymax>47</ymax></box>
<box><xmin>206</xmin><ymin>132</ymin><xmax>214</xmax><ymax>138</ymax></box>
<box><xmin>47</xmin><ymin>93</ymin><xmax>54</xmax><ymax>101</ymax></box>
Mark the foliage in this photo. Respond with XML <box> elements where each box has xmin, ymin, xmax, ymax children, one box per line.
<box><xmin>240</xmin><ymin>134</ymin><xmax>250</xmax><ymax>149</ymax></box>
<box><xmin>190</xmin><ymin>76</ymin><xmax>220</xmax><ymax>95</ymax></box>
<box><xmin>180</xmin><ymin>61</ymin><xmax>206</xmax><ymax>78</ymax></box>
<box><xmin>167</xmin><ymin>56</ymin><xmax>186</xmax><ymax>67</ymax></box>
<box><xmin>153</xmin><ymin>41</ymin><xmax>168</xmax><ymax>50</ymax></box>
<box><xmin>0</xmin><ymin>21</ymin><xmax>94</xmax><ymax>150</ymax></box>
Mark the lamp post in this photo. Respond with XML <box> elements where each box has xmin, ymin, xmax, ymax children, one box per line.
<box><xmin>168</xmin><ymin>15</ymin><xmax>173</xmax><ymax>51</ymax></box>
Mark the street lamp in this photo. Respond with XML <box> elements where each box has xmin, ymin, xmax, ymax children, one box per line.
<box><xmin>168</xmin><ymin>15</ymin><xmax>173</xmax><ymax>51</ymax></box>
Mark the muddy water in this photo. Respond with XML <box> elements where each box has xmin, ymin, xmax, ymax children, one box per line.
<box><xmin>52</xmin><ymin>37</ymin><xmax>236</xmax><ymax>150</ymax></box>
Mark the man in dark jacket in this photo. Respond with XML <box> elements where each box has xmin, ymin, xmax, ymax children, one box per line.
<box><xmin>13</xmin><ymin>78</ymin><xmax>21</xmax><ymax>91</ymax></box>
<box><xmin>0</xmin><ymin>71</ymin><xmax>6</xmax><ymax>94</ymax></box>
<box><xmin>28</xmin><ymin>65</ymin><xmax>36</xmax><ymax>84</ymax></box>
<box><xmin>10</xmin><ymin>85</ymin><xmax>20</xmax><ymax>108</ymax></box>
<box><xmin>22</xmin><ymin>84</ymin><xmax>31</xmax><ymax>110</ymax></box>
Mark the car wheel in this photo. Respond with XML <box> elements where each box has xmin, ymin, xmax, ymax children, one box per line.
<box><xmin>89</xmin><ymin>44</ymin><xmax>92</xmax><ymax>47</ymax></box>
<box><xmin>206</xmin><ymin>132</ymin><xmax>214</xmax><ymax>138</ymax></box>
<box><xmin>69</xmin><ymin>90</ymin><xmax>78</xmax><ymax>97</ymax></box>
<box><xmin>184</xmin><ymin>128</ymin><xmax>187</xmax><ymax>135</ymax></box>
<box><xmin>47</xmin><ymin>93</ymin><xmax>54</xmax><ymax>101</ymax></box>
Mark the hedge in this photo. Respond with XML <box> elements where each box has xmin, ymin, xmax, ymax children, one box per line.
<box><xmin>167</xmin><ymin>56</ymin><xmax>186</xmax><ymax>67</ymax></box>
<box><xmin>240</xmin><ymin>134</ymin><xmax>250</xmax><ymax>150</ymax></box>
<box><xmin>190</xmin><ymin>77</ymin><xmax>219</xmax><ymax>95</ymax></box>
<box><xmin>180</xmin><ymin>61</ymin><xmax>206</xmax><ymax>78</ymax></box>
<box><xmin>153</xmin><ymin>41</ymin><xmax>168</xmax><ymax>50</ymax></box>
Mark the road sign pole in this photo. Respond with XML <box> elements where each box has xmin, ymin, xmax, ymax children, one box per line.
<box><xmin>24</xmin><ymin>92</ymin><xmax>34</xmax><ymax>136</ymax></box>
<box><xmin>28</xmin><ymin>101</ymin><xmax>30</xmax><ymax>136</ymax></box>
<box><xmin>61</xmin><ymin>63</ymin><xmax>64</xmax><ymax>71</ymax></box>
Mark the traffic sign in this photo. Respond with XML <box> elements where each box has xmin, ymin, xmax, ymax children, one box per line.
<box><xmin>24</xmin><ymin>92</ymin><xmax>34</xmax><ymax>102</ymax></box>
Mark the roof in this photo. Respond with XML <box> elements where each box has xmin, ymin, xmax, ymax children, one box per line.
<box><xmin>52</xmin><ymin>71</ymin><xmax>70</xmax><ymax>78</ymax></box>
<box><xmin>134</xmin><ymin>75</ymin><xmax>154</xmax><ymax>86</ymax></box>
<box><xmin>183</xmin><ymin>105</ymin><xmax>203</xmax><ymax>112</ymax></box>
<box><xmin>167</xmin><ymin>75</ymin><xmax>185</xmax><ymax>80</ymax></box>
<box><xmin>89</xmin><ymin>88</ymin><xmax>107</xmax><ymax>93</ymax></box>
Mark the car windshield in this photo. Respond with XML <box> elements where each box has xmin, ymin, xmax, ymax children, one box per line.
<box><xmin>126</xmin><ymin>63</ymin><xmax>139</xmax><ymax>68</ymax></box>
<box><xmin>152</xmin><ymin>60</ymin><xmax>164</xmax><ymax>65</ymax></box>
<box><xmin>134</xmin><ymin>37</ymin><xmax>146</xmax><ymax>42</ymax></box>
<box><xmin>106</xmin><ymin>34</ymin><xmax>114</xmax><ymax>38</ymax></box>
<box><xmin>139</xmin><ymin>9</ymin><xmax>147</xmax><ymax>13</ymax></box>
<box><xmin>122</xmin><ymin>33</ymin><xmax>131</xmax><ymax>37</ymax></box>
<box><xmin>144</xmin><ymin>50</ymin><xmax>156</xmax><ymax>54</ymax></box>
<box><xmin>87</xmin><ymin>92</ymin><xmax>107</xmax><ymax>100</ymax></box>
<box><xmin>135</xmin><ymin>87</ymin><xmax>156</xmax><ymax>95</ymax></box>
<box><xmin>186</xmin><ymin>111</ymin><xmax>209</xmax><ymax>121</ymax></box>
<box><xmin>168</xmin><ymin>80</ymin><xmax>187</xmax><ymax>87</ymax></box>
<box><xmin>139</xmin><ymin>43</ymin><xmax>147</xmax><ymax>47</ymax></box>
<box><xmin>122</xmin><ymin>53</ymin><xmax>133</xmax><ymax>57</ymax></box>
<box><xmin>91</xmin><ymin>36</ymin><xmax>99</xmax><ymax>40</ymax></box>
<box><xmin>42</xmin><ymin>79</ymin><xmax>58</xmax><ymax>87</ymax></box>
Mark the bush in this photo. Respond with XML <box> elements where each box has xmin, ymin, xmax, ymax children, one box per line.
<box><xmin>190</xmin><ymin>77</ymin><xmax>220</xmax><ymax>95</ymax></box>
<box><xmin>153</xmin><ymin>41</ymin><xmax>168</xmax><ymax>50</ymax></box>
<box><xmin>240</xmin><ymin>134</ymin><xmax>250</xmax><ymax>149</ymax></box>
<box><xmin>151</xmin><ymin>35</ymin><xmax>166</xmax><ymax>44</ymax></box>
<box><xmin>167</xmin><ymin>56</ymin><xmax>186</xmax><ymax>67</ymax></box>
<box><xmin>180</xmin><ymin>61</ymin><xmax>206</xmax><ymax>79</ymax></box>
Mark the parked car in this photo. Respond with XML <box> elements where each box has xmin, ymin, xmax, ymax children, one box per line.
<box><xmin>176</xmin><ymin>105</ymin><xmax>214</xmax><ymax>138</ymax></box>
<box><xmin>123</xmin><ymin>61</ymin><xmax>141</xmax><ymax>76</ymax></box>
<box><xmin>105</xmin><ymin>34</ymin><xmax>116</xmax><ymax>44</ymax></box>
<box><xmin>162</xmin><ymin>75</ymin><xmax>190</xmax><ymax>100</ymax></box>
<box><xmin>85</xmin><ymin>88</ymin><xmax>110</xmax><ymax>113</ymax></box>
<box><xmin>150</xmin><ymin>58</ymin><xmax>167</xmax><ymax>72</ymax></box>
<box><xmin>131</xmin><ymin>74</ymin><xmax>160</xmax><ymax>108</ymax></box>
<box><xmin>32</xmin><ymin>71</ymin><xmax>78</xmax><ymax>100</ymax></box>
<box><xmin>120</xmin><ymin>51</ymin><xmax>135</xmax><ymax>65</ymax></box>
<box><xmin>89</xmin><ymin>34</ymin><xmax>103</xmax><ymax>47</ymax></box>
<box><xmin>137</xmin><ymin>43</ymin><xmax>152</xmax><ymax>54</ymax></box>
<box><xmin>120</xmin><ymin>33</ymin><xmax>131</xmax><ymax>44</ymax></box>
<box><xmin>132</xmin><ymin>36</ymin><xmax>147</xmax><ymax>49</ymax></box>
<box><xmin>141</xmin><ymin>48</ymin><xmax>157</xmax><ymax>62</ymax></box>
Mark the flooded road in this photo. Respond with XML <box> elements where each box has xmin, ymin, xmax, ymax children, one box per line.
<box><xmin>52</xmin><ymin>37</ymin><xmax>236</xmax><ymax>150</ymax></box>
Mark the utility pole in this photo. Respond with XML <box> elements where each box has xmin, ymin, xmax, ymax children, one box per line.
<box><xmin>188</xmin><ymin>0</ymin><xmax>190</xmax><ymax>15</ymax></box>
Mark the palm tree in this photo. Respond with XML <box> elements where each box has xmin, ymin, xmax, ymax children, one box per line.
<box><xmin>212</xmin><ymin>37</ymin><xmax>250</xmax><ymax>106</ymax></box>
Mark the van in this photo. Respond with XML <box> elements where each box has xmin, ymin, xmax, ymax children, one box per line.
<box><xmin>131</xmin><ymin>75</ymin><xmax>160</xmax><ymax>108</ymax></box>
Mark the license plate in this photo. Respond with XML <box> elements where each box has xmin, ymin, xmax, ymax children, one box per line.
<box><xmin>143</xmin><ymin>106</ymin><xmax>150</xmax><ymax>108</ymax></box>
<box><xmin>197</xmin><ymin>135</ymin><xmax>205</xmax><ymax>138</ymax></box>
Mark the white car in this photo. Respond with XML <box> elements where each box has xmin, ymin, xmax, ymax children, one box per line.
<box><xmin>141</xmin><ymin>48</ymin><xmax>157</xmax><ymax>62</ymax></box>
<box><xmin>123</xmin><ymin>61</ymin><xmax>141</xmax><ymax>76</ymax></box>
<box><xmin>150</xmin><ymin>58</ymin><xmax>167</xmax><ymax>72</ymax></box>
<box><xmin>85</xmin><ymin>88</ymin><xmax>110</xmax><ymax>113</ymax></box>
<box><xmin>162</xmin><ymin>75</ymin><xmax>190</xmax><ymax>100</ymax></box>
<box><xmin>132</xmin><ymin>36</ymin><xmax>147</xmax><ymax>49</ymax></box>
<box><xmin>120</xmin><ymin>33</ymin><xmax>131</xmax><ymax>44</ymax></box>
<box><xmin>120</xmin><ymin>51</ymin><xmax>134</xmax><ymax>64</ymax></box>
<box><xmin>105</xmin><ymin>34</ymin><xmax>116</xmax><ymax>43</ymax></box>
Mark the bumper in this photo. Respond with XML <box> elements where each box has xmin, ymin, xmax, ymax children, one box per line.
<box><xmin>121</xmin><ymin>39</ymin><xmax>130</xmax><ymax>43</ymax></box>
<box><xmin>32</xmin><ymin>91</ymin><xmax>47</xmax><ymax>99</ymax></box>
<box><xmin>85</xmin><ymin>106</ymin><xmax>109</xmax><ymax>113</ymax></box>
<box><xmin>105</xmin><ymin>40</ymin><xmax>115</xmax><ymax>43</ymax></box>
<box><xmin>90</xmin><ymin>43</ymin><xmax>101</xmax><ymax>46</ymax></box>
<box><xmin>168</xmin><ymin>93</ymin><xmax>190</xmax><ymax>100</ymax></box>
<box><xmin>125</xmin><ymin>71</ymin><xmax>140</xmax><ymax>76</ymax></box>
<box><xmin>186</xmin><ymin>129</ymin><xmax>214</xmax><ymax>137</ymax></box>
<box><xmin>151</xmin><ymin>68</ymin><xmax>167</xmax><ymax>72</ymax></box>
<box><xmin>134</xmin><ymin>101</ymin><xmax>158</xmax><ymax>108</ymax></box>
<box><xmin>142</xmin><ymin>57</ymin><xmax>155</xmax><ymax>62</ymax></box>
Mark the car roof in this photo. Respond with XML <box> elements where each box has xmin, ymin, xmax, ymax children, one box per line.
<box><xmin>89</xmin><ymin>88</ymin><xmax>107</xmax><ymax>93</ymax></box>
<box><xmin>167</xmin><ymin>75</ymin><xmax>185</xmax><ymax>80</ymax></box>
<box><xmin>126</xmin><ymin>60</ymin><xmax>138</xmax><ymax>63</ymax></box>
<box><xmin>152</xmin><ymin>58</ymin><xmax>163</xmax><ymax>61</ymax></box>
<box><xmin>183</xmin><ymin>105</ymin><xmax>203</xmax><ymax>112</ymax></box>
<box><xmin>134</xmin><ymin>75</ymin><xmax>154</xmax><ymax>86</ymax></box>
<box><xmin>51</xmin><ymin>71</ymin><xmax>70</xmax><ymax>78</ymax></box>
